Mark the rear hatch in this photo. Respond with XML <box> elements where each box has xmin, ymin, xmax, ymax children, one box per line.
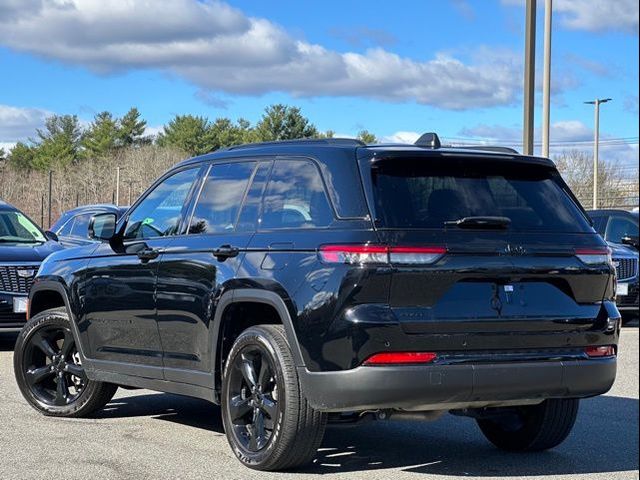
<box><xmin>359</xmin><ymin>150</ymin><xmax>614</xmax><ymax>348</ymax></box>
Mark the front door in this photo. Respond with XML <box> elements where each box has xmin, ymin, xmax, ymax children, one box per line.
<box><xmin>80</xmin><ymin>167</ymin><xmax>202</xmax><ymax>375</ymax></box>
<box><xmin>155</xmin><ymin>160</ymin><xmax>264</xmax><ymax>383</ymax></box>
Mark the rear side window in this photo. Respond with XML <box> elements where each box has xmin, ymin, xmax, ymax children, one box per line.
<box><xmin>260</xmin><ymin>160</ymin><xmax>334</xmax><ymax>229</ymax></box>
<box><xmin>371</xmin><ymin>158</ymin><xmax>592</xmax><ymax>232</ymax></box>
<box><xmin>188</xmin><ymin>162</ymin><xmax>255</xmax><ymax>234</ymax></box>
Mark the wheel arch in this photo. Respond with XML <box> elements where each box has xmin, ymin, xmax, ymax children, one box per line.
<box><xmin>28</xmin><ymin>281</ymin><xmax>88</xmax><ymax>360</ymax></box>
<box><xmin>212</xmin><ymin>289</ymin><xmax>305</xmax><ymax>389</ymax></box>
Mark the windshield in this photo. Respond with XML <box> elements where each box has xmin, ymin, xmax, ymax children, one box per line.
<box><xmin>0</xmin><ymin>210</ymin><xmax>46</xmax><ymax>243</ymax></box>
<box><xmin>370</xmin><ymin>158</ymin><xmax>592</xmax><ymax>233</ymax></box>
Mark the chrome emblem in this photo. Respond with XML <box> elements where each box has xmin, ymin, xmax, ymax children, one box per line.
<box><xmin>17</xmin><ymin>269</ymin><xmax>36</xmax><ymax>278</ymax></box>
<box><xmin>503</xmin><ymin>245</ymin><xmax>527</xmax><ymax>256</ymax></box>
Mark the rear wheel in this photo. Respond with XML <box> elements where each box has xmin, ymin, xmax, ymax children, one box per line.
<box><xmin>477</xmin><ymin>399</ymin><xmax>579</xmax><ymax>451</ymax></box>
<box><xmin>14</xmin><ymin>307</ymin><xmax>118</xmax><ymax>417</ymax></box>
<box><xmin>221</xmin><ymin>324</ymin><xmax>327</xmax><ymax>471</ymax></box>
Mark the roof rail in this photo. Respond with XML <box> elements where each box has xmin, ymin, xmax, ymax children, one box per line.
<box><xmin>448</xmin><ymin>145</ymin><xmax>520</xmax><ymax>154</ymax></box>
<box><xmin>223</xmin><ymin>137</ymin><xmax>366</xmax><ymax>152</ymax></box>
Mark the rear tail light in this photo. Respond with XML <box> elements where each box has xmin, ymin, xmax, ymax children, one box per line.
<box><xmin>319</xmin><ymin>245</ymin><xmax>446</xmax><ymax>265</ymax></box>
<box><xmin>363</xmin><ymin>351</ymin><xmax>438</xmax><ymax>365</ymax></box>
<box><xmin>575</xmin><ymin>247</ymin><xmax>612</xmax><ymax>266</ymax></box>
<box><xmin>585</xmin><ymin>345</ymin><xmax>616</xmax><ymax>357</ymax></box>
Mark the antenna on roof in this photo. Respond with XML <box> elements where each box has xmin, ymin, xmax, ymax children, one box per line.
<box><xmin>414</xmin><ymin>132</ymin><xmax>441</xmax><ymax>148</ymax></box>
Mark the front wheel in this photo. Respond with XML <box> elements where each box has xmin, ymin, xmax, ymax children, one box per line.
<box><xmin>14</xmin><ymin>307</ymin><xmax>118</xmax><ymax>417</ymax></box>
<box><xmin>221</xmin><ymin>325</ymin><xmax>327</xmax><ymax>471</ymax></box>
<box><xmin>477</xmin><ymin>398</ymin><xmax>579</xmax><ymax>451</ymax></box>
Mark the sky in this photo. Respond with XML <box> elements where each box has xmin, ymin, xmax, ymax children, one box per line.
<box><xmin>0</xmin><ymin>0</ymin><xmax>638</xmax><ymax>168</ymax></box>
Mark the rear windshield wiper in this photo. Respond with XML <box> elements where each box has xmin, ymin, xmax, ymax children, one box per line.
<box><xmin>444</xmin><ymin>216</ymin><xmax>511</xmax><ymax>229</ymax></box>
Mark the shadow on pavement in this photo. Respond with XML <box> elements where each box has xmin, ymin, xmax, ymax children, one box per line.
<box><xmin>302</xmin><ymin>395</ymin><xmax>639</xmax><ymax>476</ymax></box>
<box><xmin>97</xmin><ymin>392</ymin><xmax>224</xmax><ymax>434</ymax></box>
<box><xmin>0</xmin><ymin>333</ymin><xmax>18</xmax><ymax>351</ymax></box>
<box><xmin>102</xmin><ymin>391</ymin><xmax>638</xmax><ymax>477</ymax></box>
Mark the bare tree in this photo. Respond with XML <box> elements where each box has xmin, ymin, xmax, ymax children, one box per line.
<box><xmin>553</xmin><ymin>149</ymin><xmax>638</xmax><ymax>210</ymax></box>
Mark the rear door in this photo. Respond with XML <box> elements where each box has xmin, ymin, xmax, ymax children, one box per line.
<box><xmin>362</xmin><ymin>153</ymin><xmax>613</xmax><ymax>349</ymax></box>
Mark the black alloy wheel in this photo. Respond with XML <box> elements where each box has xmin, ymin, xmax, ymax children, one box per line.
<box><xmin>221</xmin><ymin>325</ymin><xmax>327</xmax><ymax>471</ymax></box>
<box><xmin>227</xmin><ymin>345</ymin><xmax>280</xmax><ymax>452</ymax></box>
<box><xmin>14</xmin><ymin>308</ymin><xmax>118</xmax><ymax>417</ymax></box>
<box><xmin>22</xmin><ymin>325</ymin><xmax>86</xmax><ymax>407</ymax></box>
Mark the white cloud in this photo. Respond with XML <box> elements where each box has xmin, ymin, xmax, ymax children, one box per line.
<box><xmin>0</xmin><ymin>0</ymin><xmax>524</xmax><ymax>110</ymax></box>
<box><xmin>502</xmin><ymin>0</ymin><xmax>639</xmax><ymax>34</ymax></box>
<box><xmin>458</xmin><ymin>120</ymin><xmax>639</xmax><ymax>167</ymax></box>
<box><xmin>381</xmin><ymin>131</ymin><xmax>421</xmax><ymax>144</ymax></box>
<box><xmin>0</xmin><ymin>142</ymin><xmax>17</xmax><ymax>152</ymax></box>
<box><xmin>0</xmin><ymin>104</ymin><xmax>51</xmax><ymax>142</ymax></box>
<box><xmin>143</xmin><ymin>125</ymin><xmax>164</xmax><ymax>139</ymax></box>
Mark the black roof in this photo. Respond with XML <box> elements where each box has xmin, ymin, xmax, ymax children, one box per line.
<box><xmin>174</xmin><ymin>138</ymin><xmax>556</xmax><ymax>169</ymax></box>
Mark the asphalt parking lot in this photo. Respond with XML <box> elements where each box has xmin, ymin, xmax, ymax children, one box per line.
<box><xmin>1</xmin><ymin>323</ymin><xmax>638</xmax><ymax>480</ymax></box>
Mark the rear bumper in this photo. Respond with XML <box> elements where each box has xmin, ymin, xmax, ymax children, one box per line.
<box><xmin>298</xmin><ymin>357</ymin><xmax>616</xmax><ymax>412</ymax></box>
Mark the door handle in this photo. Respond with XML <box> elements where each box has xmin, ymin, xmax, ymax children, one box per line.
<box><xmin>212</xmin><ymin>244</ymin><xmax>240</xmax><ymax>261</ymax></box>
<box><xmin>137</xmin><ymin>247</ymin><xmax>160</xmax><ymax>262</ymax></box>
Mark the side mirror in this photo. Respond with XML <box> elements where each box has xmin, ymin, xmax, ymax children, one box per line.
<box><xmin>44</xmin><ymin>230</ymin><xmax>59</xmax><ymax>242</ymax></box>
<box><xmin>621</xmin><ymin>235</ymin><xmax>639</xmax><ymax>250</ymax></box>
<box><xmin>89</xmin><ymin>213</ymin><xmax>117</xmax><ymax>241</ymax></box>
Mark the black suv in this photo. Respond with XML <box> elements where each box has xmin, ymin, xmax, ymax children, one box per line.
<box><xmin>15</xmin><ymin>135</ymin><xmax>620</xmax><ymax>471</ymax></box>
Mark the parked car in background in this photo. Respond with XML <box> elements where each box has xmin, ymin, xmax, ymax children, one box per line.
<box><xmin>51</xmin><ymin>204</ymin><xmax>128</xmax><ymax>248</ymax></box>
<box><xmin>590</xmin><ymin>209</ymin><xmax>639</xmax><ymax>320</ymax></box>
<box><xmin>15</xmin><ymin>134</ymin><xmax>620</xmax><ymax>471</ymax></box>
<box><xmin>0</xmin><ymin>201</ymin><xmax>62</xmax><ymax>332</ymax></box>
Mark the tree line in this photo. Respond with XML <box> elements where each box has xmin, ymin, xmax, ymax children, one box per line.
<box><xmin>1</xmin><ymin>104</ymin><xmax>377</xmax><ymax>171</ymax></box>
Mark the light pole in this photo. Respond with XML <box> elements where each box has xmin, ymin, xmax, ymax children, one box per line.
<box><xmin>584</xmin><ymin>98</ymin><xmax>611</xmax><ymax>209</ymax></box>
<box><xmin>523</xmin><ymin>0</ymin><xmax>537</xmax><ymax>156</ymax></box>
<box><xmin>541</xmin><ymin>0</ymin><xmax>553</xmax><ymax>158</ymax></box>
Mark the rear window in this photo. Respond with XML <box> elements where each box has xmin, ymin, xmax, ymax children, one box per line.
<box><xmin>370</xmin><ymin>159</ymin><xmax>591</xmax><ymax>232</ymax></box>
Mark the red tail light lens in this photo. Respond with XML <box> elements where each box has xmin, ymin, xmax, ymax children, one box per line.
<box><xmin>363</xmin><ymin>352</ymin><xmax>438</xmax><ymax>365</ymax></box>
<box><xmin>585</xmin><ymin>345</ymin><xmax>616</xmax><ymax>357</ymax></box>
<box><xmin>319</xmin><ymin>245</ymin><xmax>446</xmax><ymax>265</ymax></box>
<box><xmin>575</xmin><ymin>247</ymin><xmax>612</xmax><ymax>266</ymax></box>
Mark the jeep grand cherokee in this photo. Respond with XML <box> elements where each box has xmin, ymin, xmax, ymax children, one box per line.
<box><xmin>14</xmin><ymin>134</ymin><xmax>620</xmax><ymax>471</ymax></box>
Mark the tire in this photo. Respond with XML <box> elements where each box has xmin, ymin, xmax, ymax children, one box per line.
<box><xmin>14</xmin><ymin>307</ymin><xmax>118</xmax><ymax>417</ymax></box>
<box><xmin>477</xmin><ymin>399</ymin><xmax>579</xmax><ymax>451</ymax></box>
<box><xmin>221</xmin><ymin>324</ymin><xmax>327</xmax><ymax>471</ymax></box>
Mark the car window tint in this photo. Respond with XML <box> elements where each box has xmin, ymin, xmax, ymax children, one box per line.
<box><xmin>606</xmin><ymin>216</ymin><xmax>639</xmax><ymax>243</ymax></box>
<box><xmin>371</xmin><ymin>159</ymin><xmax>592</xmax><ymax>232</ymax></box>
<box><xmin>69</xmin><ymin>213</ymin><xmax>93</xmax><ymax>238</ymax></box>
<box><xmin>188</xmin><ymin>162</ymin><xmax>255</xmax><ymax>235</ymax></box>
<box><xmin>236</xmin><ymin>161</ymin><xmax>272</xmax><ymax>233</ymax></box>
<box><xmin>57</xmin><ymin>217</ymin><xmax>75</xmax><ymax>237</ymax></box>
<box><xmin>590</xmin><ymin>215</ymin><xmax>607</xmax><ymax>235</ymax></box>
<box><xmin>124</xmin><ymin>168</ymin><xmax>199</xmax><ymax>240</ymax></box>
<box><xmin>260</xmin><ymin>160</ymin><xmax>333</xmax><ymax>230</ymax></box>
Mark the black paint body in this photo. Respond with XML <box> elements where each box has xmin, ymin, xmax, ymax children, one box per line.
<box><xmin>29</xmin><ymin>142</ymin><xmax>621</xmax><ymax>411</ymax></box>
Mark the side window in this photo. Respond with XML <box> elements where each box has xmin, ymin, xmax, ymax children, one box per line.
<box><xmin>56</xmin><ymin>218</ymin><xmax>75</xmax><ymax>237</ymax></box>
<box><xmin>260</xmin><ymin>160</ymin><xmax>333</xmax><ymax>230</ymax></box>
<box><xmin>236</xmin><ymin>162</ymin><xmax>272</xmax><ymax>233</ymax></box>
<box><xmin>69</xmin><ymin>213</ymin><xmax>92</xmax><ymax>238</ymax></box>
<box><xmin>606</xmin><ymin>216</ymin><xmax>639</xmax><ymax>244</ymax></box>
<box><xmin>124</xmin><ymin>168</ymin><xmax>200</xmax><ymax>240</ymax></box>
<box><xmin>591</xmin><ymin>215</ymin><xmax>607</xmax><ymax>235</ymax></box>
<box><xmin>188</xmin><ymin>162</ymin><xmax>255</xmax><ymax>235</ymax></box>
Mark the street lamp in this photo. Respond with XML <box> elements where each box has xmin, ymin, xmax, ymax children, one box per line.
<box><xmin>584</xmin><ymin>98</ymin><xmax>612</xmax><ymax>209</ymax></box>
